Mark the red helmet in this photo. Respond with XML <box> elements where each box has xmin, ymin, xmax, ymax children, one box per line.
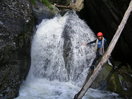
<box><xmin>97</xmin><ymin>32</ymin><xmax>103</xmax><ymax>36</ymax></box>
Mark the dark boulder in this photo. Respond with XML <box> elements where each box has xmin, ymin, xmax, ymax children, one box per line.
<box><xmin>0</xmin><ymin>0</ymin><xmax>33</xmax><ymax>98</ymax></box>
<box><xmin>90</xmin><ymin>63</ymin><xmax>132</xmax><ymax>98</ymax></box>
<box><xmin>107</xmin><ymin>64</ymin><xmax>132</xmax><ymax>98</ymax></box>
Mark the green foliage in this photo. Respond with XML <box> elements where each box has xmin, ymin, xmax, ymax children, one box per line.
<box><xmin>67</xmin><ymin>0</ymin><xmax>71</xmax><ymax>5</ymax></box>
<box><xmin>30</xmin><ymin>0</ymin><xmax>53</xmax><ymax>10</ymax></box>
<box><xmin>40</xmin><ymin>0</ymin><xmax>53</xmax><ymax>10</ymax></box>
<box><xmin>30</xmin><ymin>0</ymin><xmax>36</xmax><ymax>5</ymax></box>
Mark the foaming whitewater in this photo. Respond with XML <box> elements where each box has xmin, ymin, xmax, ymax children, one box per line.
<box><xmin>15</xmin><ymin>11</ymin><xmax>121</xmax><ymax>99</ymax></box>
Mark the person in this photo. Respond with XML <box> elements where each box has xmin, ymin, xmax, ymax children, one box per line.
<box><xmin>83</xmin><ymin>32</ymin><xmax>114</xmax><ymax>73</ymax></box>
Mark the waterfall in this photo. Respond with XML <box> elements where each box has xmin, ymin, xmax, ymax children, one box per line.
<box><xmin>15</xmin><ymin>11</ymin><xmax>121</xmax><ymax>99</ymax></box>
<box><xmin>27</xmin><ymin>11</ymin><xmax>96</xmax><ymax>84</ymax></box>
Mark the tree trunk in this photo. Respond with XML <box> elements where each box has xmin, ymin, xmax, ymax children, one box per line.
<box><xmin>74</xmin><ymin>1</ymin><xmax>132</xmax><ymax>99</ymax></box>
<box><xmin>54</xmin><ymin>4</ymin><xmax>71</xmax><ymax>9</ymax></box>
<box><xmin>54</xmin><ymin>0</ymin><xmax>84</xmax><ymax>11</ymax></box>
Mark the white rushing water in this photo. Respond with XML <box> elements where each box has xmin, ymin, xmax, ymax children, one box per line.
<box><xmin>15</xmin><ymin>11</ymin><xmax>121</xmax><ymax>99</ymax></box>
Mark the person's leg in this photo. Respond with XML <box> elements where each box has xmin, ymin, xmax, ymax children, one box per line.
<box><xmin>90</xmin><ymin>58</ymin><xmax>97</xmax><ymax>70</ymax></box>
<box><xmin>90</xmin><ymin>52</ymin><xmax>101</xmax><ymax>70</ymax></box>
<box><xmin>84</xmin><ymin>52</ymin><xmax>101</xmax><ymax>83</ymax></box>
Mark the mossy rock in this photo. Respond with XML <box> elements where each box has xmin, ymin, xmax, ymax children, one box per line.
<box><xmin>107</xmin><ymin>65</ymin><xmax>132</xmax><ymax>98</ymax></box>
<box><xmin>90</xmin><ymin>63</ymin><xmax>113</xmax><ymax>89</ymax></box>
<box><xmin>89</xmin><ymin>62</ymin><xmax>132</xmax><ymax>98</ymax></box>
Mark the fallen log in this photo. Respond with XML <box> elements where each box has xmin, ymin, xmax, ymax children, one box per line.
<box><xmin>54</xmin><ymin>4</ymin><xmax>71</xmax><ymax>9</ymax></box>
<box><xmin>74</xmin><ymin>0</ymin><xmax>132</xmax><ymax>99</ymax></box>
<box><xmin>54</xmin><ymin>0</ymin><xmax>84</xmax><ymax>11</ymax></box>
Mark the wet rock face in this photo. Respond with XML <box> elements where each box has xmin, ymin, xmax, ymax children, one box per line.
<box><xmin>0</xmin><ymin>0</ymin><xmax>33</xmax><ymax>98</ymax></box>
<box><xmin>79</xmin><ymin>0</ymin><xmax>132</xmax><ymax>66</ymax></box>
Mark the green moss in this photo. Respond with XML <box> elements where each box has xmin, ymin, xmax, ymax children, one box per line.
<box><xmin>30</xmin><ymin>0</ymin><xmax>53</xmax><ymax>10</ymax></box>
<box><xmin>102</xmin><ymin>63</ymin><xmax>112</xmax><ymax>74</ymax></box>
<box><xmin>107</xmin><ymin>65</ymin><xmax>132</xmax><ymax>98</ymax></box>
<box><xmin>30</xmin><ymin>0</ymin><xmax>36</xmax><ymax>5</ymax></box>
<box><xmin>66</xmin><ymin>0</ymin><xmax>71</xmax><ymax>5</ymax></box>
<box><xmin>40</xmin><ymin>0</ymin><xmax>53</xmax><ymax>10</ymax></box>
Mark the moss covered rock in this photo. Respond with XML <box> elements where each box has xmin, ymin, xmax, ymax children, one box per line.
<box><xmin>91</xmin><ymin>63</ymin><xmax>113</xmax><ymax>89</ymax></box>
<box><xmin>107</xmin><ymin>65</ymin><xmax>132</xmax><ymax>98</ymax></box>
<box><xmin>89</xmin><ymin>63</ymin><xmax>132</xmax><ymax>98</ymax></box>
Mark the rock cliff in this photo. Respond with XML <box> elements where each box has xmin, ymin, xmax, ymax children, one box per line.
<box><xmin>0</xmin><ymin>0</ymin><xmax>33</xmax><ymax>98</ymax></box>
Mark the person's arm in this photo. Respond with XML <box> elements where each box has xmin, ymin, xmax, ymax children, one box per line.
<box><xmin>87</xmin><ymin>40</ymin><xmax>96</xmax><ymax>45</ymax></box>
<box><xmin>82</xmin><ymin>39</ymin><xmax>96</xmax><ymax>46</ymax></box>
